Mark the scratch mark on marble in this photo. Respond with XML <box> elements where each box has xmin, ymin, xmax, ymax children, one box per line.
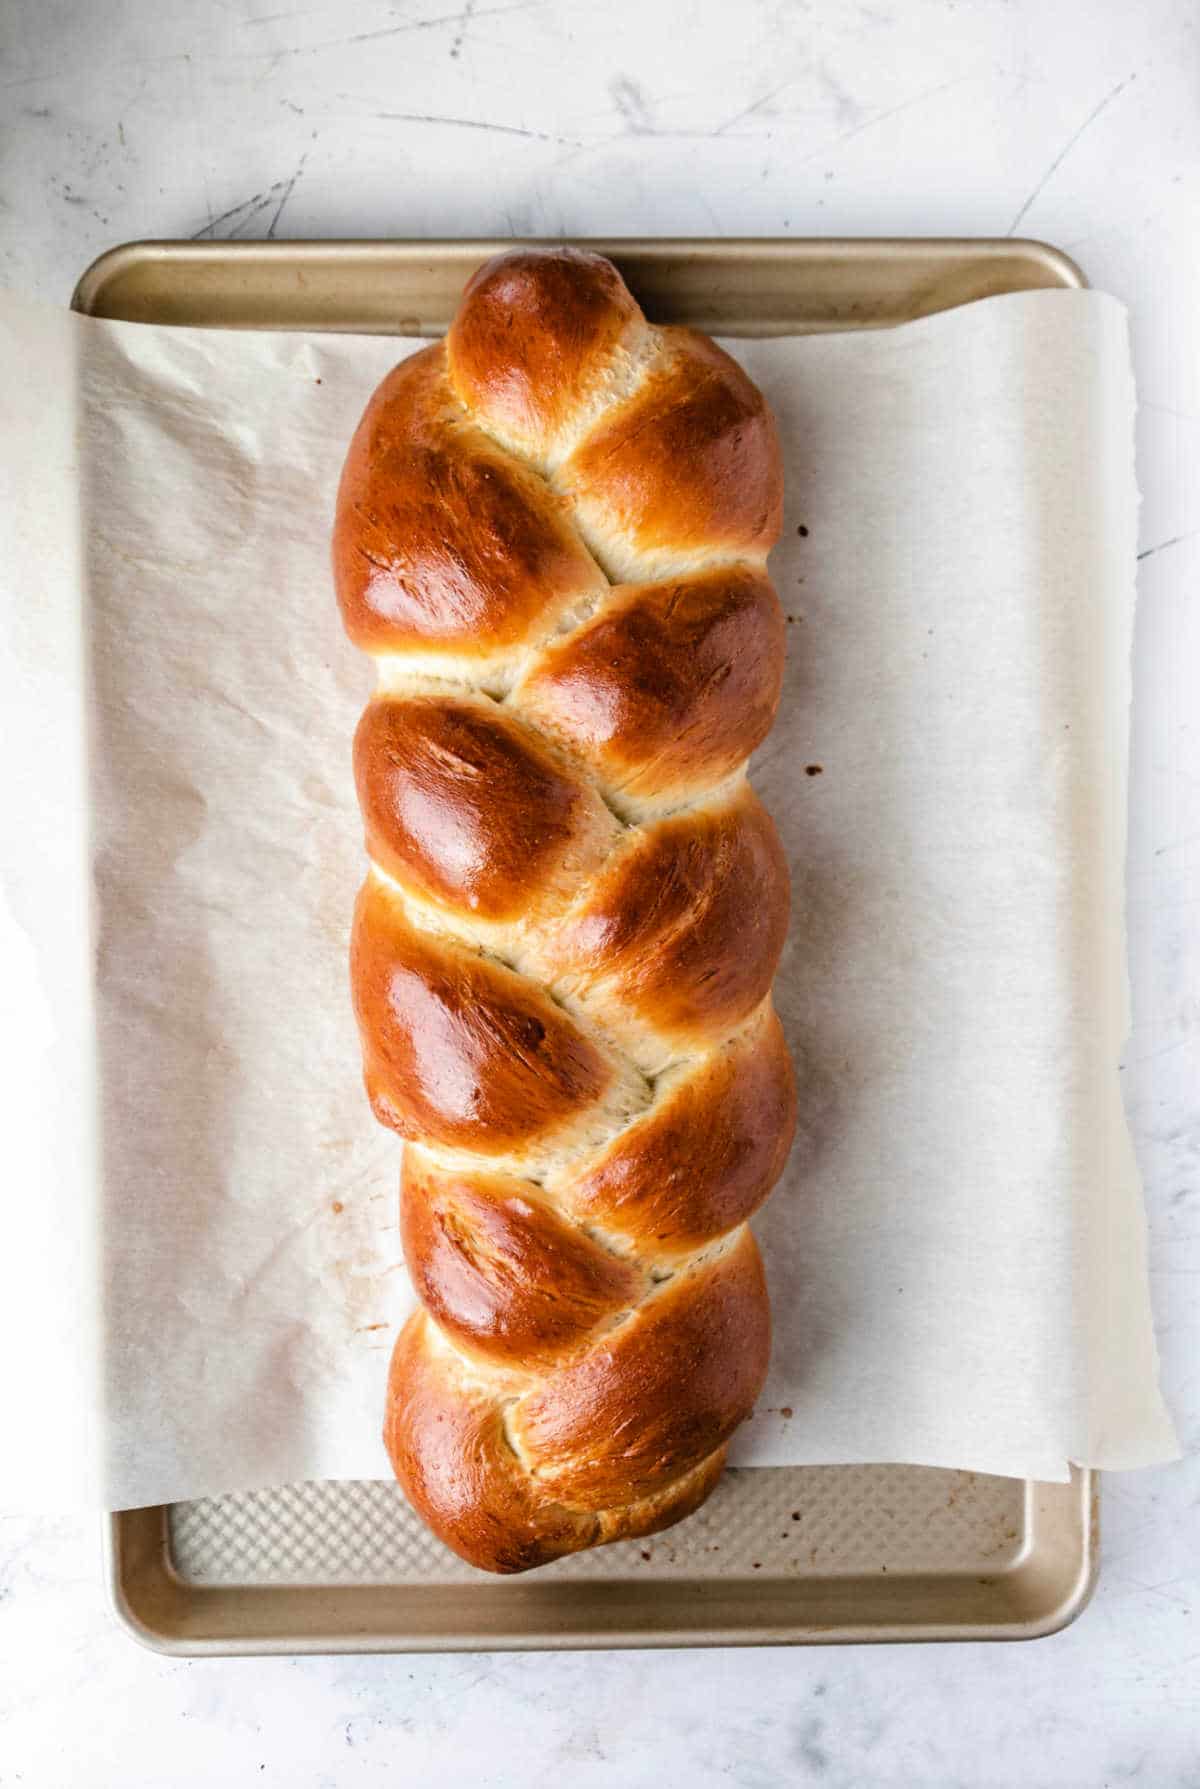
<box><xmin>605</xmin><ymin>74</ymin><xmax>718</xmax><ymax>139</ymax></box>
<box><xmin>1152</xmin><ymin>830</ymin><xmax>1200</xmax><ymax>857</ymax></box>
<box><xmin>0</xmin><ymin>72</ymin><xmax>54</xmax><ymax>91</ymax></box>
<box><xmin>1006</xmin><ymin>74</ymin><xmax>1134</xmax><ymax>236</ymax></box>
<box><xmin>449</xmin><ymin>0</ymin><xmax>479</xmax><ymax>58</ymax></box>
<box><xmin>1115</xmin><ymin>1574</ymin><xmax>1194</xmax><ymax>1609</ymax></box>
<box><xmin>191</xmin><ymin>188</ymin><xmax>277</xmax><ymax>239</ymax></box>
<box><xmin>795</xmin><ymin>74</ymin><xmax>977</xmax><ymax>166</ymax></box>
<box><xmin>1137</xmin><ymin>530</ymin><xmax>1197</xmax><ymax>561</ymax></box>
<box><xmin>714</xmin><ymin>80</ymin><xmax>795</xmax><ymax>137</ymax></box>
<box><xmin>1141</xmin><ymin>400</ymin><xmax>1200</xmax><ymax>425</ymax></box>
<box><xmin>696</xmin><ymin>189</ymin><xmax>722</xmax><ymax>232</ymax></box>
<box><xmin>375</xmin><ymin>111</ymin><xmax>580</xmax><ymax>147</ymax></box>
<box><xmin>247</xmin><ymin>5</ymin><xmax>328</xmax><ymax>19</ymax></box>
<box><xmin>273</xmin><ymin>1</ymin><xmax>536</xmax><ymax>56</ymax></box>
<box><xmin>267</xmin><ymin>152</ymin><xmax>308</xmax><ymax>237</ymax></box>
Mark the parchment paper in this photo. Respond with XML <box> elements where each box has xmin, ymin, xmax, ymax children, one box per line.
<box><xmin>0</xmin><ymin>287</ymin><xmax>1178</xmax><ymax>1512</ymax></box>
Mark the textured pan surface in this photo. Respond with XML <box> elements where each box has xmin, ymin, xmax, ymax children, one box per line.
<box><xmin>78</xmin><ymin>235</ymin><xmax>1095</xmax><ymax>1652</ymax></box>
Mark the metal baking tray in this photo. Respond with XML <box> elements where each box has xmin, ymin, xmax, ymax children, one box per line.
<box><xmin>75</xmin><ymin>236</ymin><xmax>1096</xmax><ymax>1653</ymax></box>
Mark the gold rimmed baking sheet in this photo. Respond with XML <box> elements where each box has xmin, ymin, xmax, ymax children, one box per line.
<box><xmin>77</xmin><ymin>236</ymin><xmax>1095</xmax><ymax>1653</ymax></box>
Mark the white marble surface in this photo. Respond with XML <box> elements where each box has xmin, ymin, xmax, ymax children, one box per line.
<box><xmin>2</xmin><ymin>0</ymin><xmax>1198</xmax><ymax>1782</ymax></box>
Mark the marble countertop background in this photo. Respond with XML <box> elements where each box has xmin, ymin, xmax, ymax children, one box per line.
<box><xmin>2</xmin><ymin>0</ymin><xmax>1198</xmax><ymax>1782</ymax></box>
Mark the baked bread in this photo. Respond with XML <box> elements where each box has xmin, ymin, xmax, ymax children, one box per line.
<box><xmin>333</xmin><ymin>246</ymin><xmax>795</xmax><ymax>1573</ymax></box>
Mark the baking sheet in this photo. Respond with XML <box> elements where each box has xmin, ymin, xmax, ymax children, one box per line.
<box><xmin>88</xmin><ymin>237</ymin><xmax>1105</xmax><ymax>1655</ymax></box>
<box><xmin>0</xmin><ymin>279</ymin><xmax>1178</xmax><ymax>1515</ymax></box>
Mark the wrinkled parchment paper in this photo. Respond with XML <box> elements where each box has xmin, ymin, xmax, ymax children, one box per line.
<box><xmin>0</xmin><ymin>287</ymin><xmax>1178</xmax><ymax>1511</ymax></box>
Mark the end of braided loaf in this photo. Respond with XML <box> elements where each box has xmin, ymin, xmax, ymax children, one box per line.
<box><xmin>334</xmin><ymin>247</ymin><xmax>795</xmax><ymax>1573</ymax></box>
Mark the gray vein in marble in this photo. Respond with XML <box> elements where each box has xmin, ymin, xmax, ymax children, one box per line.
<box><xmin>372</xmin><ymin>112</ymin><xmax>581</xmax><ymax>146</ymax></box>
<box><xmin>1137</xmin><ymin>530</ymin><xmax>1199</xmax><ymax>562</ymax></box>
<box><xmin>1006</xmin><ymin>73</ymin><xmax>1136</xmax><ymax>236</ymax></box>
<box><xmin>267</xmin><ymin>1</ymin><xmax>541</xmax><ymax>59</ymax></box>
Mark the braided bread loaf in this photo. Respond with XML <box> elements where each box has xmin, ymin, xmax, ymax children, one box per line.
<box><xmin>333</xmin><ymin>247</ymin><xmax>795</xmax><ymax>1573</ymax></box>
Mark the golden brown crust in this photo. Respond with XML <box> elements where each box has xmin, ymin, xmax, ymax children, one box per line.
<box><xmin>509</xmin><ymin>1228</ymin><xmax>770</xmax><ymax>1508</ymax></box>
<box><xmin>354</xmin><ymin>693</ymin><xmax>618</xmax><ymax>923</ymax></box>
<box><xmin>534</xmin><ymin>786</ymin><xmax>790</xmax><ymax>1050</ymax></box>
<box><xmin>333</xmin><ymin>344</ymin><xmax>604</xmax><ymax>658</ymax></box>
<box><xmin>446</xmin><ymin>246</ymin><xmax>643</xmax><ymax>459</ymax></box>
<box><xmin>518</xmin><ymin>566</ymin><xmax>786</xmax><ymax>803</ymax></box>
<box><xmin>384</xmin><ymin>1312</ymin><xmax>731</xmax><ymax>1573</ymax></box>
<box><xmin>338</xmin><ymin>248</ymin><xmax>796</xmax><ymax>1575</ymax></box>
<box><xmin>400</xmin><ymin>1155</ymin><xmax>641</xmax><ymax>1369</ymax></box>
<box><xmin>594</xmin><ymin>1441</ymin><xmax>728</xmax><ymax>1548</ymax></box>
<box><xmin>350</xmin><ymin>876</ymin><xmax>616</xmax><ymax>1155</ymax></box>
<box><xmin>383</xmin><ymin>1314</ymin><xmax>599</xmax><ymax>1574</ymax></box>
<box><xmin>561</xmin><ymin>328</ymin><xmax>784</xmax><ymax>574</ymax></box>
<box><xmin>559</xmin><ymin>1007</ymin><xmax>797</xmax><ymax>1253</ymax></box>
